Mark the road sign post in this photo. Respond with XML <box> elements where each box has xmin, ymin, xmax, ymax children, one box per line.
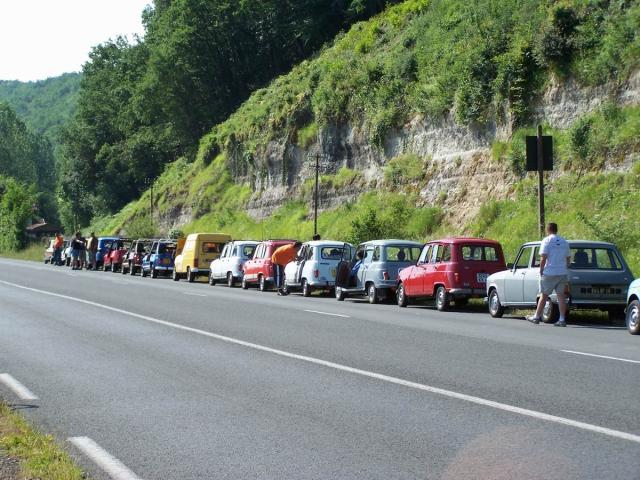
<box><xmin>526</xmin><ymin>128</ymin><xmax>553</xmax><ymax>238</ymax></box>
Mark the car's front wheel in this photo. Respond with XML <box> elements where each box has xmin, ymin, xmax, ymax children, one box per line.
<box><xmin>227</xmin><ymin>272</ymin><xmax>235</xmax><ymax>288</ymax></box>
<box><xmin>435</xmin><ymin>286</ymin><xmax>449</xmax><ymax>311</ymax></box>
<box><xmin>335</xmin><ymin>286</ymin><xmax>346</xmax><ymax>301</ymax></box>
<box><xmin>541</xmin><ymin>298</ymin><xmax>559</xmax><ymax>323</ymax></box>
<box><xmin>209</xmin><ymin>273</ymin><xmax>216</xmax><ymax>286</ymax></box>
<box><xmin>187</xmin><ymin>267</ymin><xmax>195</xmax><ymax>283</ymax></box>
<box><xmin>259</xmin><ymin>275</ymin><xmax>267</xmax><ymax>292</ymax></box>
<box><xmin>172</xmin><ymin>269</ymin><xmax>180</xmax><ymax>281</ymax></box>
<box><xmin>151</xmin><ymin>266</ymin><xmax>158</xmax><ymax>279</ymax></box>
<box><xmin>397</xmin><ymin>283</ymin><xmax>408</xmax><ymax>308</ymax></box>
<box><xmin>241</xmin><ymin>277</ymin><xmax>249</xmax><ymax>290</ymax></box>
<box><xmin>488</xmin><ymin>289</ymin><xmax>504</xmax><ymax>318</ymax></box>
<box><xmin>626</xmin><ymin>299</ymin><xmax>639</xmax><ymax>335</ymax></box>
<box><xmin>141</xmin><ymin>267</ymin><xmax>148</xmax><ymax>278</ymax></box>
<box><xmin>367</xmin><ymin>283</ymin><xmax>379</xmax><ymax>305</ymax></box>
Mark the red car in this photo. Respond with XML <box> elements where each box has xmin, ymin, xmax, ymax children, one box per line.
<box><xmin>241</xmin><ymin>239</ymin><xmax>297</xmax><ymax>291</ymax></box>
<box><xmin>103</xmin><ymin>239</ymin><xmax>130</xmax><ymax>273</ymax></box>
<box><xmin>397</xmin><ymin>238</ymin><xmax>506</xmax><ymax>311</ymax></box>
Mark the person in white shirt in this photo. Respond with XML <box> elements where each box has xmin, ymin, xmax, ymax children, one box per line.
<box><xmin>527</xmin><ymin>223</ymin><xmax>571</xmax><ymax>326</ymax></box>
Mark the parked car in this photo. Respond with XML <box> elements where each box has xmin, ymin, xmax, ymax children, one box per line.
<box><xmin>142</xmin><ymin>239</ymin><xmax>178</xmax><ymax>278</ymax></box>
<box><xmin>282</xmin><ymin>241</ymin><xmax>352</xmax><ymax>296</ymax></box>
<box><xmin>242</xmin><ymin>239</ymin><xmax>298</xmax><ymax>291</ymax></box>
<box><xmin>173</xmin><ymin>233</ymin><xmax>231</xmax><ymax>282</ymax></box>
<box><xmin>209</xmin><ymin>240</ymin><xmax>258</xmax><ymax>287</ymax></box>
<box><xmin>625</xmin><ymin>279</ymin><xmax>640</xmax><ymax>335</ymax></box>
<box><xmin>335</xmin><ymin>239</ymin><xmax>423</xmax><ymax>303</ymax></box>
<box><xmin>122</xmin><ymin>238</ymin><xmax>154</xmax><ymax>275</ymax></box>
<box><xmin>397</xmin><ymin>238</ymin><xmax>506</xmax><ymax>311</ymax></box>
<box><xmin>97</xmin><ymin>237</ymin><xmax>119</xmax><ymax>269</ymax></box>
<box><xmin>487</xmin><ymin>240</ymin><xmax>634</xmax><ymax>323</ymax></box>
<box><xmin>103</xmin><ymin>239</ymin><xmax>129</xmax><ymax>272</ymax></box>
<box><xmin>44</xmin><ymin>239</ymin><xmax>55</xmax><ymax>264</ymax></box>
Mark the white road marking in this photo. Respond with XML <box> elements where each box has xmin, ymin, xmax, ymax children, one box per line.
<box><xmin>68</xmin><ymin>437</ymin><xmax>142</xmax><ymax>480</ymax></box>
<box><xmin>0</xmin><ymin>373</ymin><xmax>38</xmax><ymax>401</ymax></box>
<box><xmin>2</xmin><ymin>279</ymin><xmax>639</xmax><ymax>444</ymax></box>
<box><xmin>561</xmin><ymin>350</ymin><xmax>640</xmax><ymax>365</ymax></box>
<box><xmin>183</xmin><ymin>292</ymin><xmax>207</xmax><ymax>297</ymax></box>
<box><xmin>304</xmin><ymin>309</ymin><xmax>350</xmax><ymax>318</ymax></box>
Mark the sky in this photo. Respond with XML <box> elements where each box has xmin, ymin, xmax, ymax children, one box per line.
<box><xmin>0</xmin><ymin>0</ymin><xmax>151</xmax><ymax>82</ymax></box>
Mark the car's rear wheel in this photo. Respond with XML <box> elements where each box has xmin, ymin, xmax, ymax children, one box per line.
<box><xmin>541</xmin><ymin>298</ymin><xmax>559</xmax><ymax>323</ymax></box>
<box><xmin>367</xmin><ymin>283</ymin><xmax>379</xmax><ymax>305</ymax></box>
<box><xmin>435</xmin><ymin>286</ymin><xmax>449</xmax><ymax>311</ymax></box>
<box><xmin>397</xmin><ymin>283</ymin><xmax>408</xmax><ymax>308</ymax></box>
<box><xmin>488</xmin><ymin>289</ymin><xmax>504</xmax><ymax>318</ymax></box>
<box><xmin>187</xmin><ymin>267</ymin><xmax>195</xmax><ymax>283</ymax></box>
<box><xmin>335</xmin><ymin>286</ymin><xmax>346</xmax><ymax>301</ymax></box>
<box><xmin>172</xmin><ymin>269</ymin><xmax>179</xmax><ymax>281</ymax></box>
<box><xmin>241</xmin><ymin>277</ymin><xmax>249</xmax><ymax>290</ymax></box>
<box><xmin>227</xmin><ymin>272</ymin><xmax>235</xmax><ymax>288</ymax></box>
<box><xmin>151</xmin><ymin>266</ymin><xmax>158</xmax><ymax>279</ymax></box>
<box><xmin>209</xmin><ymin>273</ymin><xmax>216</xmax><ymax>286</ymax></box>
<box><xmin>626</xmin><ymin>300</ymin><xmax>639</xmax><ymax>335</ymax></box>
<box><xmin>141</xmin><ymin>267</ymin><xmax>148</xmax><ymax>278</ymax></box>
<box><xmin>301</xmin><ymin>279</ymin><xmax>311</xmax><ymax>297</ymax></box>
<box><xmin>259</xmin><ymin>275</ymin><xmax>267</xmax><ymax>292</ymax></box>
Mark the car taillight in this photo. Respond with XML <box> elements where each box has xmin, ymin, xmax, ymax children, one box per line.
<box><xmin>194</xmin><ymin>258</ymin><xmax>199</xmax><ymax>268</ymax></box>
<box><xmin>454</xmin><ymin>272</ymin><xmax>460</xmax><ymax>284</ymax></box>
<box><xmin>314</xmin><ymin>269</ymin><xmax>319</xmax><ymax>278</ymax></box>
<box><xmin>383</xmin><ymin>271</ymin><xmax>389</xmax><ymax>280</ymax></box>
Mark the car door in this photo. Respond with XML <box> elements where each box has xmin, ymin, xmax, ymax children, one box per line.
<box><xmin>522</xmin><ymin>246</ymin><xmax>541</xmax><ymax>305</ymax></box>
<box><xmin>335</xmin><ymin>243</ymin><xmax>356</xmax><ymax>289</ymax></box>
<box><xmin>407</xmin><ymin>245</ymin><xmax>431</xmax><ymax>296</ymax></box>
<box><xmin>504</xmin><ymin>246</ymin><xmax>533</xmax><ymax>304</ymax></box>
<box><xmin>357</xmin><ymin>247</ymin><xmax>375</xmax><ymax>288</ymax></box>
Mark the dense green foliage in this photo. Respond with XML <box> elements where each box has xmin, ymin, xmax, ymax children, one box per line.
<box><xmin>0</xmin><ymin>73</ymin><xmax>80</xmax><ymax>141</ymax></box>
<box><xmin>0</xmin><ymin>102</ymin><xmax>58</xmax><ymax>246</ymax></box>
<box><xmin>59</xmin><ymin>0</ymin><xmax>401</xmax><ymax>225</ymax></box>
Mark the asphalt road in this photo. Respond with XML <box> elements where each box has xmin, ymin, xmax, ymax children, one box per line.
<box><xmin>0</xmin><ymin>258</ymin><xmax>638</xmax><ymax>480</ymax></box>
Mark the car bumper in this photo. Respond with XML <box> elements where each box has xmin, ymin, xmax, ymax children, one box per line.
<box><xmin>190</xmin><ymin>268</ymin><xmax>209</xmax><ymax>274</ymax></box>
<box><xmin>154</xmin><ymin>266</ymin><xmax>174</xmax><ymax>271</ymax></box>
<box><xmin>308</xmin><ymin>280</ymin><xmax>336</xmax><ymax>288</ymax></box>
<box><xmin>449</xmin><ymin>288</ymin><xmax>485</xmax><ymax>297</ymax></box>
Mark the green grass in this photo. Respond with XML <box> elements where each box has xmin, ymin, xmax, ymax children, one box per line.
<box><xmin>0</xmin><ymin>402</ymin><xmax>86</xmax><ymax>480</ymax></box>
<box><xmin>0</xmin><ymin>243</ymin><xmax>44</xmax><ymax>262</ymax></box>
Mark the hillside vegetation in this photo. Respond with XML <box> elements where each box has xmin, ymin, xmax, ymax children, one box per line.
<box><xmin>90</xmin><ymin>0</ymin><xmax>640</xmax><ymax>272</ymax></box>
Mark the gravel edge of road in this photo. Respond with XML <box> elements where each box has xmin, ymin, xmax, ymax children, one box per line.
<box><xmin>0</xmin><ymin>401</ymin><xmax>89</xmax><ymax>480</ymax></box>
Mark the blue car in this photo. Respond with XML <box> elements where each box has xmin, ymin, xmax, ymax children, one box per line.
<box><xmin>97</xmin><ymin>237</ymin><xmax>120</xmax><ymax>269</ymax></box>
<box><xmin>626</xmin><ymin>279</ymin><xmax>640</xmax><ymax>335</ymax></box>
<box><xmin>142</xmin><ymin>239</ymin><xmax>177</xmax><ymax>278</ymax></box>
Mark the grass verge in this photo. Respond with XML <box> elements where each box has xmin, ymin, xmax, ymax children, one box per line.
<box><xmin>0</xmin><ymin>243</ymin><xmax>45</xmax><ymax>262</ymax></box>
<box><xmin>0</xmin><ymin>402</ymin><xmax>86</xmax><ymax>479</ymax></box>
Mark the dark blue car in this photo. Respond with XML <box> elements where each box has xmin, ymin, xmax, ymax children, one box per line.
<box><xmin>142</xmin><ymin>239</ymin><xmax>177</xmax><ymax>278</ymax></box>
<box><xmin>97</xmin><ymin>237</ymin><xmax>120</xmax><ymax>269</ymax></box>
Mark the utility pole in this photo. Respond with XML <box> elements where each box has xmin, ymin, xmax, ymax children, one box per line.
<box><xmin>536</xmin><ymin>125</ymin><xmax>545</xmax><ymax>238</ymax></box>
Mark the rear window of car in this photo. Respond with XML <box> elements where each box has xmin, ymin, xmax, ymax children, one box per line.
<box><xmin>321</xmin><ymin>247</ymin><xmax>344</xmax><ymax>260</ymax></box>
<box><xmin>158</xmin><ymin>243</ymin><xmax>176</xmax><ymax>254</ymax></box>
<box><xmin>461</xmin><ymin>245</ymin><xmax>500</xmax><ymax>262</ymax></box>
<box><xmin>386</xmin><ymin>246</ymin><xmax>422</xmax><ymax>262</ymax></box>
<box><xmin>570</xmin><ymin>247</ymin><xmax>623</xmax><ymax>270</ymax></box>
<box><xmin>202</xmin><ymin>242</ymin><xmax>224</xmax><ymax>254</ymax></box>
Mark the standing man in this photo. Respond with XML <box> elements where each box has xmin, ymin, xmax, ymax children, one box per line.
<box><xmin>52</xmin><ymin>232</ymin><xmax>64</xmax><ymax>266</ymax></box>
<box><xmin>527</xmin><ymin>223</ymin><xmax>572</xmax><ymax>327</ymax></box>
<box><xmin>70</xmin><ymin>232</ymin><xmax>83</xmax><ymax>270</ymax></box>
<box><xmin>86</xmin><ymin>232</ymin><xmax>98</xmax><ymax>270</ymax></box>
<box><xmin>271</xmin><ymin>241</ymin><xmax>302</xmax><ymax>295</ymax></box>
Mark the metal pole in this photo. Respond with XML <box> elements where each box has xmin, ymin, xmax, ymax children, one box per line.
<box><xmin>314</xmin><ymin>154</ymin><xmax>319</xmax><ymax>237</ymax></box>
<box><xmin>537</xmin><ymin>125</ymin><xmax>545</xmax><ymax>238</ymax></box>
<box><xmin>150</xmin><ymin>182</ymin><xmax>154</xmax><ymax>217</ymax></box>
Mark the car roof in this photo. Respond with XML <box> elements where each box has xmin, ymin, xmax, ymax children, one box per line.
<box><xmin>360</xmin><ymin>239</ymin><xmax>423</xmax><ymax>246</ymax></box>
<box><xmin>428</xmin><ymin>237</ymin><xmax>501</xmax><ymax>245</ymax></box>
<box><xmin>229</xmin><ymin>240</ymin><xmax>259</xmax><ymax>245</ymax></box>
<box><xmin>305</xmin><ymin>240</ymin><xmax>350</xmax><ymax>247</ymax></box>
<box><xmin>260</xmin><ymin>239</ymin><xmax>297</xmax><ymax>245</ymax></box>
<box><xmin>522</xmin><ymin>239</ymin><xmax>616</xmax><ymax>247</ymax></box>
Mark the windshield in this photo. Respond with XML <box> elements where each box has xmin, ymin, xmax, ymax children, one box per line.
<box><xmin>386</xmin><ymin>246</ymin><xmax>422</xmax><ymax>262</ymax></box>
<box><xmin>570</xmin><ymin>247</ymin><xmax>623</xmax><ymax>270</ymax></box>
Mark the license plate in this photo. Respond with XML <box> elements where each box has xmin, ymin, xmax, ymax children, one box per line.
<box><xmin>477</xmin><ymin>273</ymin><xmax>488</xmax><ymax>283</ymax></box>
<box><xmin>330</xmin><ymin>268</ymin><xmax>336</xmax><ymax>278</ymax></box>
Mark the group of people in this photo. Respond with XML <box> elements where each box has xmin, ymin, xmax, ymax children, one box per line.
<box><xmin>51</xmin><ymin>231</ymin><xmax>99</xmax><ymax>271</ymax></box>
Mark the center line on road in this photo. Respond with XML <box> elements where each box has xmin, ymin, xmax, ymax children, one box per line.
<box><xmin>183</xmin><ymin>292</ymin><xmax>207</xmax><ymax>297</ymax></box>
<box><xmin>304</xmin><ymin>309</ymin><xmax>350</xmax><ymax>318</ymax></box>
<box><xmin>561</xmin><ymin>350</ymin><xmax>640</xmax><ymax>364</ymax></box>
<box><xmin>69</xmin><ymin>437</ymin><xmax>142</xmax><ymax>480</ymax></box>
<box><xmin>2</xmin><ymin>279</ymin><xmax>639</xmax><ymax>445</ymax></box>
<box><xmin>0</xmin><ymin>373</ymin><xmax>39</xmax><ymax>401</ymax></box>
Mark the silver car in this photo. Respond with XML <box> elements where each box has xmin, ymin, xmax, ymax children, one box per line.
<box><xmin>487</xmin><ymin>240</ymin><xmax>634</xmax><ymax>323</ymax></box>
<box><xmin>209</xmin><ymin>241</ymin><xmax>258</xmax><ymax>287</ymax></box>
<box><xmin>335</xmin><ymin>239</ymin><xmax>423</xmax><ymax>304</ymax></box>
